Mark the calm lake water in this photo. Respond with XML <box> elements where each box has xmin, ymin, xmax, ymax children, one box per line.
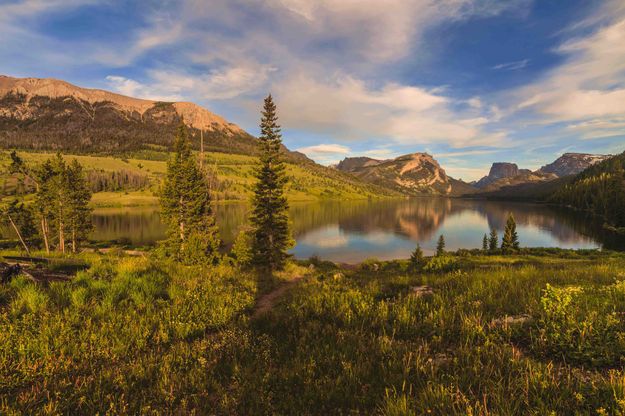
<box><xmin>90</xmin><ymin>198</ymin><xmax>625</xmax><ymax>263</ymax></box>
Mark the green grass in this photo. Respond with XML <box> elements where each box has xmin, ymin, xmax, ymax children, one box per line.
<box><xmin>1</xmin><ymin>150</ymin><xmax>397</xmax><ymax>207</ymax></box>
<box><xmin>2</xmin><ymin>249</ymin><xmax>625</xmax><ymax>414</ymax></box>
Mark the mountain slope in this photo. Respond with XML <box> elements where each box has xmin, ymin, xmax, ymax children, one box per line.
<box><xmin>0</xmin><ymin>75</ymin><xmax>269</xmax><ymax>156</ymax></box>
<box><xmin>538</xmin><ymin>153</ymin><xmax>611</xmax><ymax>177</ymax></box>
<box><xmin>336</xmin><ymin>153</ymin><xmax>476</xmax><ymax>196</ymax></box>
<box><xmin>551</xmin><ymin>152</ymin><xmax>625</xmax><ymax>228</ymax></box>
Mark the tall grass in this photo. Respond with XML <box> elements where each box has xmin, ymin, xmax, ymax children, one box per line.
<box><xmin>2</xmin><ymin>251</ymin><xmax>625</xmax><ymax>414</ymax></box>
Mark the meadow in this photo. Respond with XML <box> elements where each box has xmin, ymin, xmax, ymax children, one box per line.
<box><xmin>2</xmin><ymin>248</ymin><xmax>625</xmax><ymax>414</ymax></box>
<box><xmin>0</xmin><ymin>151</ymin><xmax>395</xmax><ymax>207</ymax></box>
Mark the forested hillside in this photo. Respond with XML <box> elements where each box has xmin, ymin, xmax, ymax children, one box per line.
<box><xmin>551</xmin><ymin>152</ymin><xmax>625</xmax><ymax>228</ymax></box>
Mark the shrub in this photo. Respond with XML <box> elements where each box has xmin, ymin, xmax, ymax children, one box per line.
<box><xmin>423</xmin><ymin>256</ymin><xmax>456</xmax><ymax>272</ymax></box>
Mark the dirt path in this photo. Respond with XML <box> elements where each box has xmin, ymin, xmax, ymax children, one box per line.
<box><xmin>252</xmin><ymin>275</ymin><xmax>304</xmax><ymax>319</ymax></box>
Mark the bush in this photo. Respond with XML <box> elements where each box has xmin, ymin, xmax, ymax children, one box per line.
<box><xmin>423</xmin><ymin>256</ymin><xmax>457</xmax><ymax>272</ymax></box>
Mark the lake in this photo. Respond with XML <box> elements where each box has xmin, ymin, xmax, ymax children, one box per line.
<box><xmin>90</xmin><ymin>198</ymin><xmax>625</xmax><ymax>263</ymax></box>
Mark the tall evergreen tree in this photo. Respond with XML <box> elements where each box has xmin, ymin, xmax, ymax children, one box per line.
<box><xmin>66</xmin><ymin>159</ymin><xmax>93</xmax><ymax>252</ymax></box>
<box><xmin>160</xmin><ymin>123</ymin><xmax>220</xmax><ymax>264</ymax></box>
<box><xmin>501</xmin><ymin>214</ymin><xmax>520</xmax><ymax>254</ymax></box>
<box><xmin>410</xmin><ymin>243</ymin><xmax>424</xmax><ymax>269</ymax></box>
<box><xmin>482</xmin><ymin>233</ymin><xmax>489</xmax><ymax>251</ymax></box>
<box><xmin>250</xmin><ymin>95</ymin><xmax>292</xmax><ymax>271</ymax></box>
<box><xmin>436</xmin><ymin>235</ymin><xmax>445</xmax><ymax>257</ymax></box>
<box><xmin>488</xmin><ymin>228</ymin><xmax>498</xmax><ymax>252</ymax></box>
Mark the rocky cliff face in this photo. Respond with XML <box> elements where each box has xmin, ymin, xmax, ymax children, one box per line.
<box><xmin>475</xmin><ymin>163</ymin><xmax>532</xmax><ymax>188</ymax></box>
<box><xmin>0</xmin><ymin>75</ymin><xmax>259</xmax><ymax>154</ymax></box>
<box><xmin>336</xmin><ymin>153</ymin><xmax>475</xmax><ymax>196</ymax></box>
<box><xmin>538</xmin><ymin>153</ymin><xmax>611</xmax><ymax>177</ymax></box>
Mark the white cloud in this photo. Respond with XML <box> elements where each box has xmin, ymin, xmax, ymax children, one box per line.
<box><xmin>105</xmin><ymin>64</ymin><xmax>275</xmax><ymax>101</ymax></box>
<box><xmin>516</xmin><ymin>11</ymin><xmax>625</xmax><ymax>123</ymax></box>
<box><xmin>296</xmin><ymin>143</ymin><xmax>351</xmax><ymax>165</ymax></box>
<box><xmin>492</xmin><ymin>59</ymin><xmax>529</xmax><ymax>70</ymax></box>
<box><xmin>274</xmin><ymin>72</ymin><xmax>507</xmax><ymax>148</ymax></box>
<box><xmin>297</xmin><ymin>144</ymin><xmax>351</xmax><ymax>154</ymax></box>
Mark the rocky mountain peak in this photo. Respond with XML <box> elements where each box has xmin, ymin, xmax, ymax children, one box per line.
<box><xmin>475</xmin><ymin>162</ymin><xmax>530</xmax><ymax>188</ymax></box>
<box><xmin>538</xmin><ymin>152</ymin><xmax>611</xmax><ymax>177</ymax></box>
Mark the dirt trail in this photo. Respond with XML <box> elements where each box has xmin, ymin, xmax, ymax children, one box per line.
<box><xmin>252</xmin><ymin>275</ymin><xmax>304</xmax><ymax>318</ymax></box>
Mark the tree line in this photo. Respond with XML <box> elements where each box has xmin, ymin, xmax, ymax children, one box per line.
<box><xmin>551</xmin><ymin>152</ymin><xmax>625</xmax><ymax>228</ymax></box>
<box><xmin>4</xmin><ymin>152</ymin><xmax>92</xmax><ymax>253</ymax></box>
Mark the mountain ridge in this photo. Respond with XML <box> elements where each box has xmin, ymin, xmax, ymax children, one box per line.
<box><xmin>336</xmin><ymin>153</ymin><xmax>475</xmax><ymax>196</ymax></box>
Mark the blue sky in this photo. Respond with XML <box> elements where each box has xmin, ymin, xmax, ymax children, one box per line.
<box><xmin>1</xmin><ymin>0</ymin><xmax>625</xmax><ymax>180</ymax></box>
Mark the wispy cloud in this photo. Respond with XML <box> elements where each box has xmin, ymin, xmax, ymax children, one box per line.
<box><xmin>492</xmin><ymin>59</ymin><xmax>529</xmax><ymax>70</ymax></box>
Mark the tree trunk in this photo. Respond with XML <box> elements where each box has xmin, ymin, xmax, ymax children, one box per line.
<box><xmin>8</xmin><ymin>214</ymin><xmax>31</xmax><ymax>256</ymax></box>
<box><xmin>59</xmin><ymin>221</ymin><xmax>65</xmax><ymax>254</ymax></box>
<box><xmin>41</xmin><ymin>217</ymin><xmax>50</xmax><ymax>254</ymax></box>
<box><xmin>72</xmin><ymin>227</ymin><xmax>76</xmax><ymax>253</ymax></box>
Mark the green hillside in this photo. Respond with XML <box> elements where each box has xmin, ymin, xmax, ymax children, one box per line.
<box><xmin>551</xmin><ymin>151</ymin><xmax>625</xmax><ymax>229</ymax></box>
<box><xmin>0</xmin><ymin>150</ymin><xmax>398</xmax><ymax>207</ymax></box>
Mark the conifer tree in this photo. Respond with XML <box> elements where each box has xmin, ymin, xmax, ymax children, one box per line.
<box><xmin>410</xmin><ymin>243</ymin><xmax>424</xmax><ymax>269</ymax></box>
<box><xmin>66</xmin><ymin>159</ymin><xmax>93</xmax><ymax>252</ymax></box>
<box><xmin>436</xmin><ymin>235</ymin><xmax>445</xmax><ymax>257</ymax></box>
<box><xmin>482</xmin><ymin>233</ymin><xmax>488</xmax><ymax>251</ymax></box>
<box><xmin>250</xmin><ymin>95</ymin><xmax>292</xmax><ymax>271</ymax></box>
<box><xmin>501</xmin><ymin>213</ymin><xmax>520</xmax><ymax>254</ymax></box>
<box><xmin>488</xmin><ymin>228</ymin><xmax>498</xmax><ymax>252</ymax></box>
<box><xmin>160</xmin><ymin>123</ymin><xmax>220</xmax><ymax>264</ymax></box>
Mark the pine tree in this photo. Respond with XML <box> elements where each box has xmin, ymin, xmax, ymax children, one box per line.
<box><xmin>488</xmin><ymin>228</ymin><xmax>498</xmax><ymax>252</ymax></box>
<box><xmin>66</xmin><ymin>159</ymin><xmax>93</xmax><ymax>252</ymax></box>
<box><xmin>49</xmin><ymin>153</ymin><xmax>70</xmax><ymax>253</ymax></box>
<box><xmin>410</xmin><ymin>243</ymin><xmax>424</xmax><ymax>269</ymax></box>
<box><xmin>250</xmin><ymin>95</ymin><xmax>292</xmax><ymax>271</ymax></box>
<box><xmin>160</xmin><ymin>123</ymin><xmax>220</xmax><ymax>264</ymax></box>
<box><xmin>436</xmin><ymin>235</ymin><xmax>445</xmax><ymax>257</ymax></box>
<box><xmin>482</xmin><ymin>233</ymin><xmax>488</xmax><ymax>251</ymax></box>
<box><xmin>501</xmin><ymin>213</ymin><xmax>520</xmax><ymax>254</ymax></box>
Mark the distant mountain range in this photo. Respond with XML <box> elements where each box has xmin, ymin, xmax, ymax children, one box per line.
<box><xmin>336</xmin><ymin>152</ymin><xmax>612</xmax><ymax>197</ymax></box>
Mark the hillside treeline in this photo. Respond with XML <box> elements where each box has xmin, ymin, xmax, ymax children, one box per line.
<box><xmin>86</xmin><ymin>170</ymin><xmax>150</xmax><ymax>192</ymax></box>
<box><xmin>551</xmin><ymin>152</ymin><xmax>625</xmax><ymax>228</ymax></box>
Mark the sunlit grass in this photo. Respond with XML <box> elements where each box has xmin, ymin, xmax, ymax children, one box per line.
<box><xmin>2</xmin><ymin>250</ymin><xmax>625</xmax><ymax>413</ymax></box>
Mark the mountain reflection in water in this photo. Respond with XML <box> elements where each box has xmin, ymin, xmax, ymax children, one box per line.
<box><xmin>88</xmin><ymin>198</ymin><xmax>624</xmax><ymax>262</ymax></box>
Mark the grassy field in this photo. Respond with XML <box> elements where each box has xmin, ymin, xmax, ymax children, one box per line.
<box><xmin>0</xmin><ymin>150</ymin><xmax>397</xmax><ymax>207</ymax></box>
<box><xmin>2</xmin><ymin>249</ymin><xmax>625</xmax><ymax>414</ymax></box>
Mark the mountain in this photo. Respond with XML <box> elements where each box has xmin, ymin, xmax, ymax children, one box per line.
<box><xmin>336</xmin><ymin>152</ymin><xmax>475</xmax><ymax>196</ymax></box>
<box><xmin>537</xmin><ymin>152</ymin><xmax>611</xmax><ymax>177</ymax></box>
<box><xmin>0</xmin><ymin>75</ymin><xmax>273</xmax><ymax>156</ymax></box>
<box><xmin>473</xmin><ymin>153</ymin><xmax>609</xmax><ymax>194</ymax></box>
<box><xmin>475</xmin><ymin>163</ymin><xmax>532</xmax><ymax>188</ymax></box>
<box><xmin>335</xmin><ymin>157</ymin><xmax>385</xmax><ymax>172</ymax></box>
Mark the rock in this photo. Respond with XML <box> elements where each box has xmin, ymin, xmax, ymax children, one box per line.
<box><xmin>308</xmin><ymin>264</ymin><xmax>316</xmax><ymax>271</ymax></box>
<box><xmin>490</xmin><ymin>314</ymin><xmax>532</xmax><ymax>328</ymax></box>
<box><xmin>332</xmin><ymin>272</ymin><xmax>344</xmax><ymax>281</ymax></box>
<box><xmin>410</xmin><ymin>285</ymin><xmax>434</xmax><ymax>297</ymax></box>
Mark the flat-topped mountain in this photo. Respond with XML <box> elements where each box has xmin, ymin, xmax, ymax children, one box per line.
<box><xmin>336</xmin><ymin>152</ymin><xmax>475</xmax><ymax>196</ymax></box>
<box><xmin>475</xmin><ymin>162</ymin><xmax>531</xmax><ymax>188</ymax></box>
<box><xmin>0</xmin><ymin>75</ymin><xmax>261</xmax><ymax>154</ymax></box>
<box><xmin>538</xmin><ymin>153</ymin><xmax>611</xmax><ymax>177</ymax></box>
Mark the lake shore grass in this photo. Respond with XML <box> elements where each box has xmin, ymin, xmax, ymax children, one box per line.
<box><xmin>2</xmin><ymin>248</ymin><xmax>625</xmax><ymax>414</ymax></box>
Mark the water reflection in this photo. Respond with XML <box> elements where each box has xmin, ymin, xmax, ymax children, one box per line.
<box><xmin>88</xmin><ymin>198</ymin><xmax>625</xmax><ymax>262</ymax></box>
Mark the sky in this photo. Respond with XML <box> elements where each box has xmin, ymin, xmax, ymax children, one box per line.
<box><xmin>1</xmin><ymin>0</ymin><xmax>625</xmax><ymax>180</ymax></box>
